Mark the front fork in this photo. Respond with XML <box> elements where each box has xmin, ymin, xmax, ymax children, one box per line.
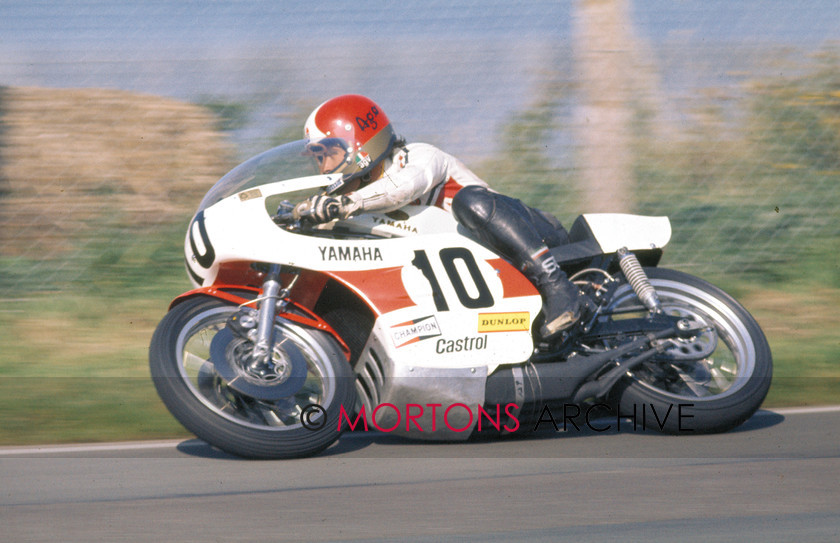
<box><xmin>247</xmin><ymin>264</ymin><xmax>299</xmax><ymax>369</ymax></box>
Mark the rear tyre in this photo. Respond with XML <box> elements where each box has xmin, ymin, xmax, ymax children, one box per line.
<box><xmin>150</xmin><ymin>296</ymin><xmax>356</xmax><ymax>459</ymax></box>
<box><xmin>609</xmin><ymin>268</ymin><xmax>772</xmax><ymax>434</ymax></box>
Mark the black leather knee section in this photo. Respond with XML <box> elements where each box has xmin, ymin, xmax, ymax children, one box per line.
<box><xmin>451</xmin><ymin>185</ymin><xmax>496</xmax><ymax>231</ymax></box>
<box><xmin>453</xmin><ymin>186</ymin><xmax>547</xmax><ymax>264</ymax></box>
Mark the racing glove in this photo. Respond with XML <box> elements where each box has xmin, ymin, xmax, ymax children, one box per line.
<box><xmin>293</xmin><ymin>194</ymin><xmax>355</xmax><ymax>223</ymax></box>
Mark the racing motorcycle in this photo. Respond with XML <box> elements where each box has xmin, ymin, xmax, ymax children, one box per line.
<box><xmin>149</xmin><ymin>139</ymin><xmax>772</xmax><ymax>459</ymax></box>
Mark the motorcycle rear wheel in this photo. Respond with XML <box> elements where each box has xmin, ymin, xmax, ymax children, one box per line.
<box><xmin>150</xmin><ymin>295</ymin><xmax>355</xmax><ymax>459</ymax></box>
<box><xmin>608</xmin><ymin>268</ymin><xmax>772</xmax><ymax>434</ymax></box>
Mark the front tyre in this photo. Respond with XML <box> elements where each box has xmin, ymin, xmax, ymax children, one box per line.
<box><xmin>149</xmin><ymin>295</ymin><xmax>356</xmax><ymax>459</ymax></box>
<box><xmin>609</xmin><ymin>268</ymin><xmax>772</xmax><ymax>434</ymax></box>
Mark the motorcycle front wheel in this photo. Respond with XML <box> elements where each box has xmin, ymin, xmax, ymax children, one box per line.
<box><xmin>608</xmin><ymin>267</ymin><xmax>772</xmax><ymax>434</ymax></box>
<box><xmin>150</xmin><ymin>295</ymin><xmax>356</xmax><ymax>459</ymax></box>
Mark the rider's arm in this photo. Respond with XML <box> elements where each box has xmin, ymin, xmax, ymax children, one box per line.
<box><xmin>343</xmin><ymin>145</ymin><xmax>444</xmax><ymax>216</ymax></box>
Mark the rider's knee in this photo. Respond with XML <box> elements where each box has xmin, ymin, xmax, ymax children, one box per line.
<box><xmin>452</xmin><ymin>185</ymin><xmax>495</xmax><ymax>229</ymax></box>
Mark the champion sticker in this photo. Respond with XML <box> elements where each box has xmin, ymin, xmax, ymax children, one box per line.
<box><xmin>390</xmin><ymin>316</ymin><xmax>442</xmax><ymax>348</ymax></box>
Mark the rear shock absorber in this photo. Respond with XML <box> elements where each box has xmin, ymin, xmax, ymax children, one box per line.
<box><xmin>617</xmin><ymin>247</ymin><xmax>661</xmax><ymax>312</ymax></box>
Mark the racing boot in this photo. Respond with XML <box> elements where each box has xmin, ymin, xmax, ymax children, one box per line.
<box><xmin>524</xmin><ymin>247</ymin><xmax>582</xmax><ymax>340</ymax></box>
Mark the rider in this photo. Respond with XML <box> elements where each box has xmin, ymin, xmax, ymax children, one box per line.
<box><xmin>292</xmin><ymin>94</ymin><xmax>582</xmax><ymax>339</ymax></box>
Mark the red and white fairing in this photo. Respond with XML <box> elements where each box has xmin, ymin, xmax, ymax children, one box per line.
<box><xmin>188</xmin><ymin>176</ymin><xmax>544</xmax><ymax>375</ymax></box>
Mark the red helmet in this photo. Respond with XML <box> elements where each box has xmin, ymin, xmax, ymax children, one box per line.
<box><xmin>303</xmin><ymin>95</ymin><xmax>397</xmax><ymax>183</ymax></box>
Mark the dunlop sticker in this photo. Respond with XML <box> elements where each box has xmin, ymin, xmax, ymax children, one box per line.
<box><xmin>478</xmin><ymin>312</ymin><xmax>530</xmax><ymax>333</ymax></box>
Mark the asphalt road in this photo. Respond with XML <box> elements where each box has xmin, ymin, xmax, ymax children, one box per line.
<box><xmin>1</xmin><ymin>406</ymin><xmax>839</xmax><ymax>542</ymax></box>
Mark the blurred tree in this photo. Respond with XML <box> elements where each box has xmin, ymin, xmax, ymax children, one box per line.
<box><xmin>573</xmin><ymin>0</ymin><xmax>657</xmax><ymax>212</ymax></box>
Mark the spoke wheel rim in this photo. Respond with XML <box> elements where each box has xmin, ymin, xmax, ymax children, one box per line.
<box><xmin>609</xmin><ymin>278</ymin><xmax>756</xmax><ymax>402</ymax></box>
<box><xmin>175</xmin><ymin>306</ymin><xmax>336</xmax><ymax>431</ymax></box>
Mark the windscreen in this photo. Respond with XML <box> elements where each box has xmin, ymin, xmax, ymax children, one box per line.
<box><xmin>197</xmin><ymin>140</ymin><xmax>319</xmax><ymax>211</ymax></box>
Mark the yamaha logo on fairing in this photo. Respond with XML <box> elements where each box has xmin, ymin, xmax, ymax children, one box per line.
<box><xmin>371</xmin><ymin>216</ymin><xmax>418</xmax><ymax>233</ymax></box>
<box><xmin>319</xmin><ymin>246</ymin><xmax>383</xmax><ymax>261</ymax></box>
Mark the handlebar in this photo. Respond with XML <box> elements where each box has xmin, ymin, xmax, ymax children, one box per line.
<box><xmin>272</xmin><ymin>199</ymin><xmax>313</xmax><ymax>227</ymax></box>
<box><xmin>272</xmin><ymin>211</ymin><xmax>298</xmax><ymax>225</ymax></box>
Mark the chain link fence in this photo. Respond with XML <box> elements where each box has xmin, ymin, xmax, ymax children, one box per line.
<box><xmin>1</xmin><ymin>1</ymin><xmax>839</xmax><ymax>294</ymax></box>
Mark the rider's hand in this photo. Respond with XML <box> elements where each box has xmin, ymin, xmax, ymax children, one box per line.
<box><xmin>293</xmin><ymin>194</ymin><xmax>351</xmax><ymax>223</ymax></box>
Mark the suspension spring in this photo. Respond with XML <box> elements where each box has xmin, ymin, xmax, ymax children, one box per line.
<box><xmin>617</xmin><ymin>247</ymin><xmax>661</xmax><ymax>312</ymax></box>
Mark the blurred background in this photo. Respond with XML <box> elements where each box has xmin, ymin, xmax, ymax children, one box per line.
<box><xmin>1</xmin><ymin>0</ymin><xmax>838</xmax><ymax>444</ymax></box>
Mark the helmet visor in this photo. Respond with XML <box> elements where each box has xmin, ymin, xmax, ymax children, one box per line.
<box><xmin>302</xmin><ymin>137</ymin><xmax>351</xmax><ymax>175</ymax></box>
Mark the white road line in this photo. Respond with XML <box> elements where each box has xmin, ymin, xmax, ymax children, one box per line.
<box><xmin>0</xmin><ymin>439</ymin><xmax>187</xmax><ymax>456</ymax></box>
<box><xmin>1</xmin><ymin>405</ymin><xmax>838</xmax><ymax>456</ymax></box>
<box><xmin>763</xmin><ymin>405</ymin><xmax>840</xmax><ymax>416</ymax></box>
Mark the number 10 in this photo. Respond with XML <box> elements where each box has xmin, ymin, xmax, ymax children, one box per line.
<box><xmin>411</xmin><ymin>248</ymin><xmax>494</xmax><ymax>311</ymax></box>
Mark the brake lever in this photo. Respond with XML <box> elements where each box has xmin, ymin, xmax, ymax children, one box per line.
<box><xmin>272</xmin><ymin>200</ymin><xmax>310</xmax><ymax>227</ymax></box>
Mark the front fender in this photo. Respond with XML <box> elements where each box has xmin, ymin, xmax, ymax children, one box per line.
<box><xmin>168</xmin><ymin>285</ymin><xmax>351</xmax><ymax>360</ymax></box>
<box><xmin>169</xmin><ymin>284</ymin><xmax>260</xmax><ymax>310</ymax></box>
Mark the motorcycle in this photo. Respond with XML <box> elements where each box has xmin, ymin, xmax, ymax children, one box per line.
<box><xmin>149</xmin><ymin>139</ymin><xmax>772</xmax><ymax>459</ymax></box>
